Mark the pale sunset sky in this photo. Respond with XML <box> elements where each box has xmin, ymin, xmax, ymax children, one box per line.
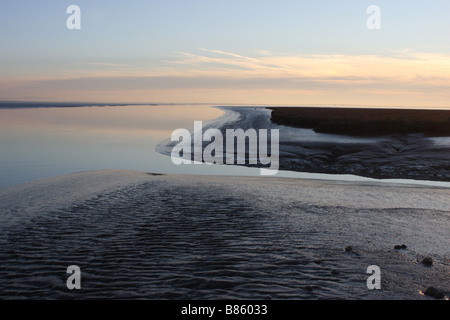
<box><xmin>0</xmin><ymin>0</ymin><xmax>449</xmax><ymax>107</ymax></box>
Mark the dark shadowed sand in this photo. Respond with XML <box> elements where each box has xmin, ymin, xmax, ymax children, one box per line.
<box><xmin>0</xmin><ymin>170</ymin><xmax>448</xmax><ymax>300</ymax></box>
<box><xmin>270</xmin><ymin>107</ymin><xmax>450</xmax><ymax>136</ymax></box>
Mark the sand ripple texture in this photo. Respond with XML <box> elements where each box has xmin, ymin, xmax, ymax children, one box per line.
<box><xmin>0</xmin><ymin>171</ymin><xmax>449</xmax><ymax>299</ymax></box>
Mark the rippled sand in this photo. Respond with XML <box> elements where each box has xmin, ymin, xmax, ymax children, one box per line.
<box><xmin>0</xmin><ymin>170</ymin><xmax>449</xmax><ymax>299</ymax></box>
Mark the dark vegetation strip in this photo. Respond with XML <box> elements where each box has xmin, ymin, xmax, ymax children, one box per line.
<box><xmin>269</xmin><ymin>107</ymin><xmax>450</xmax><ymax>136</ymax></box>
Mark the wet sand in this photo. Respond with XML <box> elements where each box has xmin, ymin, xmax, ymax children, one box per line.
<box><xmin>269</xmin><ymin>107</ymin><xmax>450</xmax><ymax>182</ymax></box>
<box><xmin>0</xmin><ymin>170</ymin><xmax>449</xmax><ymax>299</ymax></box>
<box><xmin>193</xmin><ymin>107</ymin><xmax>450</xmax><ymax>182</ymax></box>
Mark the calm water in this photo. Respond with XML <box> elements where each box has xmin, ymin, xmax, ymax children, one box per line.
<box><xmin>0</xmin><ymin>104</ymin><xmax>264</xmax><ymax>188</ymax></box>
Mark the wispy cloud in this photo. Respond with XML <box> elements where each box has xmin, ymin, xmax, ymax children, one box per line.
<box><xmin>1</xmin><ymin>49</ymin><xmax>450</xmax><ymax>106</ymax></box>
<box><xmin>171</xmin><ymin>49</ymin><xmax>450</xmax><ymax>84</ymax></box>
<box><xmin>172</xmin><ymin>49</ymin><xmax>297</xmax><ymax>75</ymax></box>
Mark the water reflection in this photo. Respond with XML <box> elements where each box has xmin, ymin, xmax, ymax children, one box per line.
<box><xmin>0</xmin><ymin>105</ymin><xmax>256</xmax><ymax>188</ymax></box>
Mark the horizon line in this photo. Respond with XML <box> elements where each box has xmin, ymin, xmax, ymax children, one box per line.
<box><xmin>1</xmin><ymin>100</ymin><xmax>450</xmax><ymax>110</ymax></box>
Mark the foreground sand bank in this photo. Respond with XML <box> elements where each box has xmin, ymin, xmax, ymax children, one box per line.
<box><xmin>0</xmin><ymin>170</ymin><xmax>449</xmax><ymax>299</ymax></box>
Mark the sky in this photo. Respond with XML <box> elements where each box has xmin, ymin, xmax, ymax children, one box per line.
<box><xmin>0</xmin><ymin>0</ymin><xmax>449</xmax><ymax>107</ymax></box>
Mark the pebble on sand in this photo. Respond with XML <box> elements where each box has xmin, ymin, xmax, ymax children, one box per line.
<box><xmin>394</xmin><ymin>244</ymin><xmax>407</xmax><ymax>250</ymax></box>
<box><xmin>423</xmin><ymin>287</ymin><xmax>445</xmax><ymax>299</ymax></box>
<box><xmin>421</xmin><ymin>257</ymin><xmax>433</xmax><ymax>266</ymax></box>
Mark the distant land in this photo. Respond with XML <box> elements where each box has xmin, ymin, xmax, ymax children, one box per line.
<box><xmin>269</xmin><ymin>107</ymin><xmax>450</xmax><ymax>136</ymax></box>
<box><xmin>0</xmin><ymin>101</ymin><xmax>159</xmax><ymax>109</ymax></box>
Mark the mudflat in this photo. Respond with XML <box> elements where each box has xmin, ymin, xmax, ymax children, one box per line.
<box><xmin>269</xmin><ymin>107</ymin><xmax>450</xmax><ymax>136</ymax></box>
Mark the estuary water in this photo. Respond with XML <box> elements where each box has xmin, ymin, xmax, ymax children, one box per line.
<box><xmin>1</xmin><ymin>103</ymin><xmax>449</xmax><ymax>188</ymax></box>
<box><xmin>0</xmin><ymin>104</ymin><xmax>254</xmax><ymax>188</ymax></box>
